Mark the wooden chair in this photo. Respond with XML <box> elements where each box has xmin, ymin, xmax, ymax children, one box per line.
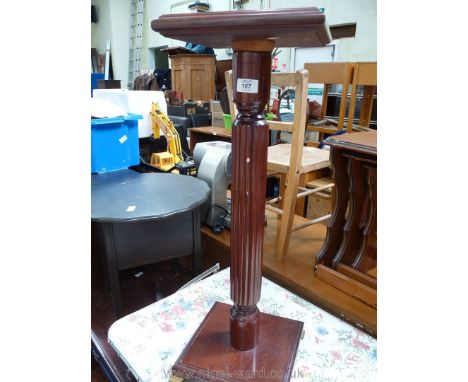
<box><xmin>347</xmin><ymin>62</ymin><xmax>377</xmax><ymax>131</ymax></box>
<box><xmin>225</xmin><ymin>69</ymin><xmax>333</xmax><ymax>260</ymax></box>
<box><xmin>303</xmin><ymin>62</ymin><xmax>354</xmax><ymax>145</ymax></box>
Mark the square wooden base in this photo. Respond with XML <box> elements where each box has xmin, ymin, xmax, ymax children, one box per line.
<box><xmin>171</xmin><ymin>301</ymin><xmax>304</xmax><ymax>382</ymax></box>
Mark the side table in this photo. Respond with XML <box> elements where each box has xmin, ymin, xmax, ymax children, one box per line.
<box><xmin>92</xmin><ymin>169</ymin><xmax>210</xmax><ymax>317</ymax></box>
<box><xmin>189</xmin><ymin>126</ymin><xmax>232</xmax><ymax>154</ymax></box>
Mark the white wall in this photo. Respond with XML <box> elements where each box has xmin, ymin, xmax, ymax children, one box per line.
<box><xmin>108</xmin><ymin>0</ymin><xmax>131</xmax><ymax>87</ymax></box>
<box><xmin>142</xmin><ymin>0</ymin><xmax>376</xmax><ymax>70</ymax></box>
<box><xmin>91</xmin><ymin>0</ymin><xmax>131</xmax><ymax>87</ymax></box>
<box><xmin>91</xmin><ymin>0</ymin><xmax>112</xmax><ymax>55</ymax></box>
<box><xmin>93</xmin><ymin>0</ymin><xmax>376</xmax><ymax>85</ymax></box>
<box><xmin>268</xmin><ymin>0</ymin><xmax>377</xmax><ymax>65</ymax></box>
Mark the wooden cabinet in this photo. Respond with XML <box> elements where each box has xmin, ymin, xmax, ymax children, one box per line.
<box><xmin>170</xmin><ymin>54</ymin><xmax>216</xmax><ymax>102</ymax></box>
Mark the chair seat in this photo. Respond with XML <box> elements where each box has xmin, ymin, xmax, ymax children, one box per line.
<box><xmin>267</xmin><ymin>144</ymin><xmax>331</xmax><ymax>174</ymax></box>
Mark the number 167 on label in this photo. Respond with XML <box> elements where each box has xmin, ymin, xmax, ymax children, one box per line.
<box><xmin>237</xmin><ymin>78</ymin><xmax>259</xmax><ymax>94</ymax></box>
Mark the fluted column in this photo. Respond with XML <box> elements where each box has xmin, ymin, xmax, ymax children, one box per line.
<box><xmin>229</xmin><ymin>40</ymin><xmax>273</xmax><ymax>351</ymax></box>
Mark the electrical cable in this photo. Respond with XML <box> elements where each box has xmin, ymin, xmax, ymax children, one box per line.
<box><xmin>203</xmin><ymin>204</ymin><xmax>230</xmax><ymax>234</ymax></box>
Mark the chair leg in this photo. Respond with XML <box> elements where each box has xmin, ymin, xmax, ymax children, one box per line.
<box><xmin>294</xmin><ymin>173</ymin><xmax>307</xmax><ymax>216</ymax></box>
<box><xmin>277</xmin><ymin>173</ymin><xmax>286</xmax><ymax>220</ymax></box>
<box><xmin>276</xmin><ymin>173</ymin><xmax>299</xmax><ymax>260</ymax></box>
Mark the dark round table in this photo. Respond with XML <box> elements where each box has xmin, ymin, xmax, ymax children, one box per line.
<box><xmin>92</xmin><ymin>169</ymin><xmax>210</xmax><ymax>317</ymax></box>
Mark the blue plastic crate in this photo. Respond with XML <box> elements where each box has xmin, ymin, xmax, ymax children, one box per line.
<box><xmin>91</xmin><ymin>113</ymin><xmax>142</xmax><ymax>173</ymax></box>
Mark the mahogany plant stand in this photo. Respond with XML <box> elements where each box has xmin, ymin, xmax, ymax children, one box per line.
<box><xmin>152</xmin><ymin>8</ymin><xmax>331</xmax><ymax>382</ymax></box>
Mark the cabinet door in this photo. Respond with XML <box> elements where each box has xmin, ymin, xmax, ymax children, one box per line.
<box><xmin>172</xmin><ymin>65</ymin><xmax>184</xmax><ymax>94</ymax></box>
<box><xmin>189</xmin><ymin>65</ymin><xmax>214</xmax><ymax>101</ymax></box>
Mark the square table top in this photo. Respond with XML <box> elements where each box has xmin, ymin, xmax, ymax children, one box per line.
<box><xmin>325</xmin><ymin>130</ymin><xmax>377</xmax><ymax>156</ymax></box>
<box><xmin>108</xmin><ymin>268</ymin><xmax>376</xmax><ymax>382</ymax></box>
<box><xmin>267</xmin><ymin>144</ymin><xmax>331</xmax><ymax>174</ymax></box>
<box><xmin>151</xmin><ymin>8</ymin><xmax>331</xmax><ymax>49</ymax></box>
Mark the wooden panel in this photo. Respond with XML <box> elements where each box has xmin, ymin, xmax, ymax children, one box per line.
<box><xmin>271</xmin><ymin>72</ymin><xmax>301</xmax><ymax>88</ymax></box>
<box><xmin>330</xmin><ymin>23</ymin><xmax>356</xmax><ymax>39</ymax></box>
<box><xmin>347</xmin><ymin>63</ymin><xmax>377</xmax><ymax>130</ymax></box>
<box><xmin>336</xmin><ymin>263</ymin><xmax>377</xmax><ymax>289</ymax></box>
<box><xmin>306</xmin><ymin>124</ymin><xmax>340</xmax><ymax>134</ymax></box>
<box><xmin>359</xmin><ymin>85</ymin><xmax>375</xmax><ymax>127</ymax></box>
<box><xmin>331</xmin><ymin>156</ymin><xmax>368</xmax><ymax>267</ymax></box>
<box><xmin>305</xmin><ymin>177</ymin><xmax>333</xmax><ymax>220</ymax></box>
<box><xmin>355</xmin><ymin>62</ymin><xmax>377</xmax><ymax>86</ymax></box>
<box><xmin>268</xmin><ymin>120</ymin><xmax>294</xmax><ymax>132</ymax></box>
<box><xmin>326</xmin><ymin>130</ymin><xmax>377</xmax><ymax>153</ymax></box>
<box><xmin>190</xmin><ymin>69</ymin><xmax>206</xmax><ymax>100</ymax></box>
<box><xmin>172</xmin><ymin>68</ymin><xmax>183</xmax><ymax>97</ymax></box>
<box><xmin>296</xmin><ymin>168</ymin><xmax>331</xmax><ymax>216</ymax></box>
<box><xmin>170</xmin><ymin>55</ymin><xmax>215</xmax><ymax>101</ymax></box>
<box><xmin>366</xmin><ymin>267</ymin><xmax>377</xmax><ymax>278</ymax></box>
<box><xmin>315</xmin><ymin>148</ymin><xmax>350</xmax><ymax>266</ymax></box>
<box><xmin>306</xmin><ymin>194</ymin><xmax>332</xmax><ymax>220</ymax></box>
<box><xmin>316</xmin><ymin>264</ymin><xmax>377</xmax><ymax>309</ymax></box>
<box><xmin>170</xmin><ymin>54</ymin><xmax>215</xmax><ymax>66</ymax></box>
<box><xmin>189</xmin><ymin>126</ymin><xmax>231</xmax><ymax>153</ymax></box>
<box><xmin>215</xmin><ymin>59</ymin><xmax>232</xmax><ymax>92</ymax></box>
<box><xmin>190</xmin><ymin>126</ymin><xmax>231</xmax><ymax>138</ymax></box>
<box><xmin>304</xmin><ymin>62</ymin><xmax>353</xmax><ymax>87</ymax></box>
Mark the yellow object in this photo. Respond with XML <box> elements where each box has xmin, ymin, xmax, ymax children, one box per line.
<box><xmin>150</xmin><ymin>102</ymin><xmax>183</xmax><ymax>171</ymax></box>
<box><xmin>150</xmin><ymin>151</ymin><xmax>175</xmax><ymax>172</ymax></box>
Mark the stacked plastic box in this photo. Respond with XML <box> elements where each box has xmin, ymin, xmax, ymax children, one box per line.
<box><xmin>91</xmin><ymin>113</ymin><xmax>142</xmax><ymax>173</ymax></box>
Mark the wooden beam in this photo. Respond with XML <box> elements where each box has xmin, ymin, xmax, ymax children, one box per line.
<box><xmin>315</xmin><ymin>264</ymin><xmax>377</xmax><ymax>309</ymax></box>
<box><xmin>269</xmin><ymin>120</ymin><xmax>294</xmax><ymax>132</ymax></box>
<box><xmin>336</xmin><ymin>263</ymin><xmax>377</xmax><ymax>289</ymax></box>
<box><xmin>306</xmin><ymin>124</ymin><xmax>340</xmax><ymax>134</ymax></box>
<box><xmin>265</xmin><ymin>204</ymin><xmax>284</xmax><ymax>215</ymax></box>
<box><xmin>329</xmin><ymin>23</ymin><xmax>357</xmax><ymax>39</ymax></box>
<box><xmin>296</xmin><ymin>183</ymin><xmax>334</xmax><ymax>199</ymax></box>
<box><xmin>292</xmin><ymin>214</ymin><xmax>331</xmax><ymax>232</ymax></box>
<box><xmin>266</xmin><ymin>196</ymin><xmax>282</xmax><ymax>204</ymax></box>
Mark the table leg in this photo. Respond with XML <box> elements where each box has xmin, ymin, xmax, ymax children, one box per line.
<box><xmin>99</xmin><ymin>222</ymin><xmax>123</xmax><ymax>318</ymax></box>
<box><xmin>192</xmin><ymin>208</ymin><xmax>201</xmax><ymax>274</ymax></box>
